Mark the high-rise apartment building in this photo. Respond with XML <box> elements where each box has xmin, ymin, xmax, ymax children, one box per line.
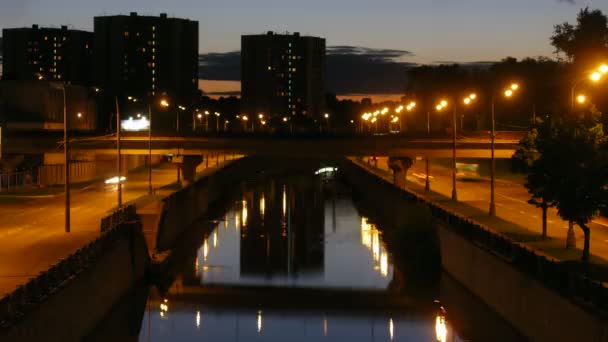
<box><xmin>2</xmin><ymin>25</ymin><xmax>93</xmax><ymax>85</ymax></box>
<box><xmin>94</xmin><ymin>12</ymin><xmax>198</xmax><ymax>128</ymax></box>
<box><xmin>241</xmin><ymin>32</ymin><xmax>325</xmax><ymax>120</ymax></box>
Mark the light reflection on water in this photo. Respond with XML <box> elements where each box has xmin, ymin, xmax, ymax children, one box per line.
<box><xmin>137</xmin><ymin>168</ymin><xmax>467</xmax><ymax>342</ymax></box>
<box><xmin>194</xmin><ymin>199</ymin><xmax>394</xmax><ymax>289</ymax></box>
<box><xmin>140</xmin><ymin>305</ymin><xmax>458</xmax><ymax>342</ymax></box>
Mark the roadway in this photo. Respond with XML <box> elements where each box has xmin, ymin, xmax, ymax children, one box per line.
<box><xmin>0</xmin><ymin>163</ymin><xmax>197</xmax><ymax>297</ymax></box>
<box><xmin>372</xmin><ymin>157</ymin><xmax>608</xmax><ymax>260</ymax></box>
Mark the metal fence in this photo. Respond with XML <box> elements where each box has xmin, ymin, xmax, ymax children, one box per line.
<box><xmin>0</xmin><ymin>170</ymin><xmax>37</xmax><ymax>191</ymax></box>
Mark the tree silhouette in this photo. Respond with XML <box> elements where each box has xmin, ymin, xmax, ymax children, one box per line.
<box><xmin>522</xmin><ymin>118</ymin><xmax>556</xmax><ymax>239</ymax></box>
<box><xmin>529</xmin><ymin>108</ymin><xmax>607</xmax><ymax>261</ymax></box>
<box><xmin>551</xmin><ymin>7</ymin><xmax>608</xmax><ymax>64</ymax></box>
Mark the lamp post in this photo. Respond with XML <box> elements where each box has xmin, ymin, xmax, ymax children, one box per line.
<box><xmin>489</xmin><ymin>84</ymin><xmax>519</xmax><ymax>216</ymax></box>
<box><xmin>61</xmin><ymin>84</ymin><xmax>70</xmax><ymax>233</ymax></box>
<box><xmin>116</xmin><ymin>97</ymin><xmax>122</xmax><ymax>208</ymax></box>
<box><xmin>437</xmin><ymin>95</ymin><xmax>476</xmax><ymax>202</ymax></box>
<box><xmin>570</xmin><ymin>64</ymin><xmax>607</xmax><ymax>110</ymax></box>
<box><xmin>425</xmin><ymin>109</ymin><xmax>431</xmax><ymax>192</ymax></box>
<box><xmin>435</xmin><ymin>100</ymin><xmax>458</xmax><ymax>200</ymax></box>
<box><xmin>215</xmin><ymin>112</ymin><xmax>221</xmax><ymax>132</ymax></box>
<box><xmin>148</xmin><ymin>103</ymin><xmax>153</xmax><ymax>194</ymax></box>
<box><xmin>204</xmin><ymin>110</ymin><xmax>210</xmax><ymax>132</ymax></box>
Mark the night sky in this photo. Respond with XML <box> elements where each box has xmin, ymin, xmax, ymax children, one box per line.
<box><xmin>0</xmin><ymin>0</ymin><xmax>601</xmax><ymax>63</ymax></box>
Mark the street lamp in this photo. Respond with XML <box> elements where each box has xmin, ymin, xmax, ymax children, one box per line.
<box><xmin>489</xmin><ymin>83</ymin><xmax>519</xmax><ymax>216</ymax></box>
<box><xmin>576</xmin><ymin>94</ymin><xmax>587</xmax><ymax>105</ymax></box>
<box><xmin>436</xmin><ymin>95</ymin><xmax>476</xmax><ymax>201</ymax></box>
<box><xmin>324</xmin><ymin>113</ymin><xmax>330</xmax><ymax>133</ymax></box>
<box><xmin>570</xmin><ymin>64</ymin><xmax>607</xmax><ymax>109</ymax></box>
<box><xmin>51</xmin><ymin>82</ymin><xmax>70</xmax><ymax>232</ymax></box>
<box><xmin>215</xmin><ymin>112</ymin><xmax>221</xmax><ymax>132</ymax></box>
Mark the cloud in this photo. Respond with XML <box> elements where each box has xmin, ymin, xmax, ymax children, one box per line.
<box><xmin>556</xmin><ymin>0</ymin><xmax>575</xmax><ymax>4</ymax></box>
<box><xmin>199</xmin><ymin>51</ymin><xmax>240</xmax><ymax>81</ymax></box>
<box><xmin>198</xmin><ymin>46</ymin><xmax>418</xmax><ymax>94</ymax></box>
<box><xmin>327</xmin><ymin>46</ymin><xmax>414</xmax><ymax>62</ymax></box>
<box><xmin>430</xmin><ymin>60</ymin><xmax>495</xmax><ymax>69</ymax></box>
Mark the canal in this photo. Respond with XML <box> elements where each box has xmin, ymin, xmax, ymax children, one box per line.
<box><xmin>88</xmin><ymin>159</ymin><xmax>525</xmax><ymax>341</ymax></box>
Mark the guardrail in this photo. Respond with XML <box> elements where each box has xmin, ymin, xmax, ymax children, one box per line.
<box><xmin>0</xmin><ymin>204</ymin><xmax>140</xmax><ymax>330</ymax></box>
<box><xmin>100</xmin><ymin>205</ymin><xmax>138</xmax><ymax>234</ymax></box>
<box><xmin>0</xmin><ymin>170</ymin><xmax>37</xmax><ymax>191</ymax></box>
<box><xmin>348</xmin><ymin>158</ymin><xmax>608</xmax><ymax>315</ymax></box>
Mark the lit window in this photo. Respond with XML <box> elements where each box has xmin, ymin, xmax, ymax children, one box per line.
<box><xmin>44</xmin><ymin>36</ymin><xmax>48</xmax><ymax>41</ymax></box>
<box><xmin>124</xmin><ymin>31</ymin><xmax>129</xmax><ymax>37</ymax></box>
<box><xmin>152</xmin><ymin>26</ymin><xmax>156</xmax><ymax>31</ymax></box>
<box><xmin>152</xmin><ymin>69</ymin><xmax>155</xmax><ymax>74</ymax></box>
<box><xmin>268</xmin><ymin>66</ymin><xmax>272</xmax><ymax>71</ymax></box>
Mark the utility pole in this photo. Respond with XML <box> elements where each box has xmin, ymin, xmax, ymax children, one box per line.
<box><xmin>116</xmin><ymin>97</ymin><xmax>122</xmax><ymax>208</ymax></box>
<box><xmin>489</xmin><ymin>97</ymin><xmax>496</xmax><ymax>216</ymax></box>
<box><xmin>148</xmin><ymin>104</ymin><xmax>153</xmax><ymax>195</ymax></box>
<box><xmin>451</xmin><ymin>107</ymin><xmax>457</xmax><ymax>201</ymax></box>
<box><xmin>425</xmin><ymin>110</ymin><xmax>431</xmax><ymax>192</ymax></box>
<box><xmin>63</xmin><ymin>85</ymin><xmax>70</xmax><ymax>233</ymax></box>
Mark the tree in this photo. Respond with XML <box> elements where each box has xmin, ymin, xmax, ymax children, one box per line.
<box><xmin>521</xmin><ymin>118</ymin><xmax>556</xmax><ymax>239</ymax></box>
<box><xmin>529</xmin><ymin>108</ymin><xmax>607</xmax><ymax>261</ymax></box>
<box><xmin>551</xmin><ymin>7</ymin><xmax>608</xmax><ymax>64</ymax></box>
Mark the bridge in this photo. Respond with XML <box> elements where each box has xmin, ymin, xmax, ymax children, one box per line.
<box><xmin>2</xmin><ymin>131</ymin><xmax>524</xmax><ymax>159</ymax></box>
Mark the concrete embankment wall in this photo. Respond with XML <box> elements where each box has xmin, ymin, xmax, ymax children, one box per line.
<box><xmin>439</xmin><ymin>223</ymin><xmax>607</xmax><ymax>342</ymax></box>
<box><xmin>156</xmin><ymin>157</ymin><xmax>259</xmax><ymax>252</ymax></box>
<box><xmin>0</xmin><ymin>216</ymin><xmax>149</xmax><ymax>342</ymax></box>
<box><xmin>342</xmin><ymin>159</ymin><xmax>608</xmax><ymax>342</ymax></box>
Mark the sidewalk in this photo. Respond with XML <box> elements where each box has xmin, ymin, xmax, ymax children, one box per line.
<box><xmin>0</xmin><ymin>158</ymin><xmax>236</xmax><ymax>297</ymax></box>
<box><xmin>354</xmin><ymin>157</ymin><xmax>608</xmax><ymax>267</ymax></box>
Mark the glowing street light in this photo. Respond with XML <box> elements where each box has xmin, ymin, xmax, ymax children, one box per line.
<box><xmin>489</xmin><ymin>83</ymin><xmax>520</xmax><ymax>216</ymax></box>
<box><xmin>440</xmin><ymin>100</ymin><xmax>448</xmax><ymax>107</ymax></box>
<box><xmin>600</xmin><ymin>64</ymin><xmax>608</xmax><ymax>74</ymax></box>
<box><xmin>590</xmin><ymin>72</ymin><xmax>602</xmax><ymax>82</ymax></box>
<box><xmin>160</xmin><ymin>99</ymin><xmax>169</xmax><ymax>107</ymax></box>
<box><xmin>577</xmin><ymin>94</ymin><xmax>587</xmax><ymax>104</ymax></box>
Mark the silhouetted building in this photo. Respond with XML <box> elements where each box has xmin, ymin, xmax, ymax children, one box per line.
<box><xmin>94</xmin><ymin>13</ymin><xmax>198</xmax><ymax>129</ymax></box>
<box><xmin>2</xmin><ymin>25</ymin><xmax>93</xmax><ymax>85</ymax></box>
<box><xmin>241</xmin><ymin>32</ymin><xmax>325</xmax><ymax>120</ymax></box>
<box><xmin>0</xmin><ymin>80</ymin><xmax>97</xmax><ymax>130</ymax></box>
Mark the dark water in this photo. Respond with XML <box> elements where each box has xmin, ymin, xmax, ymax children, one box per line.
<box><xmin>90</xmin><ymin>160</ymin><xmax>524</xmax><ymax>341</ymax></box>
